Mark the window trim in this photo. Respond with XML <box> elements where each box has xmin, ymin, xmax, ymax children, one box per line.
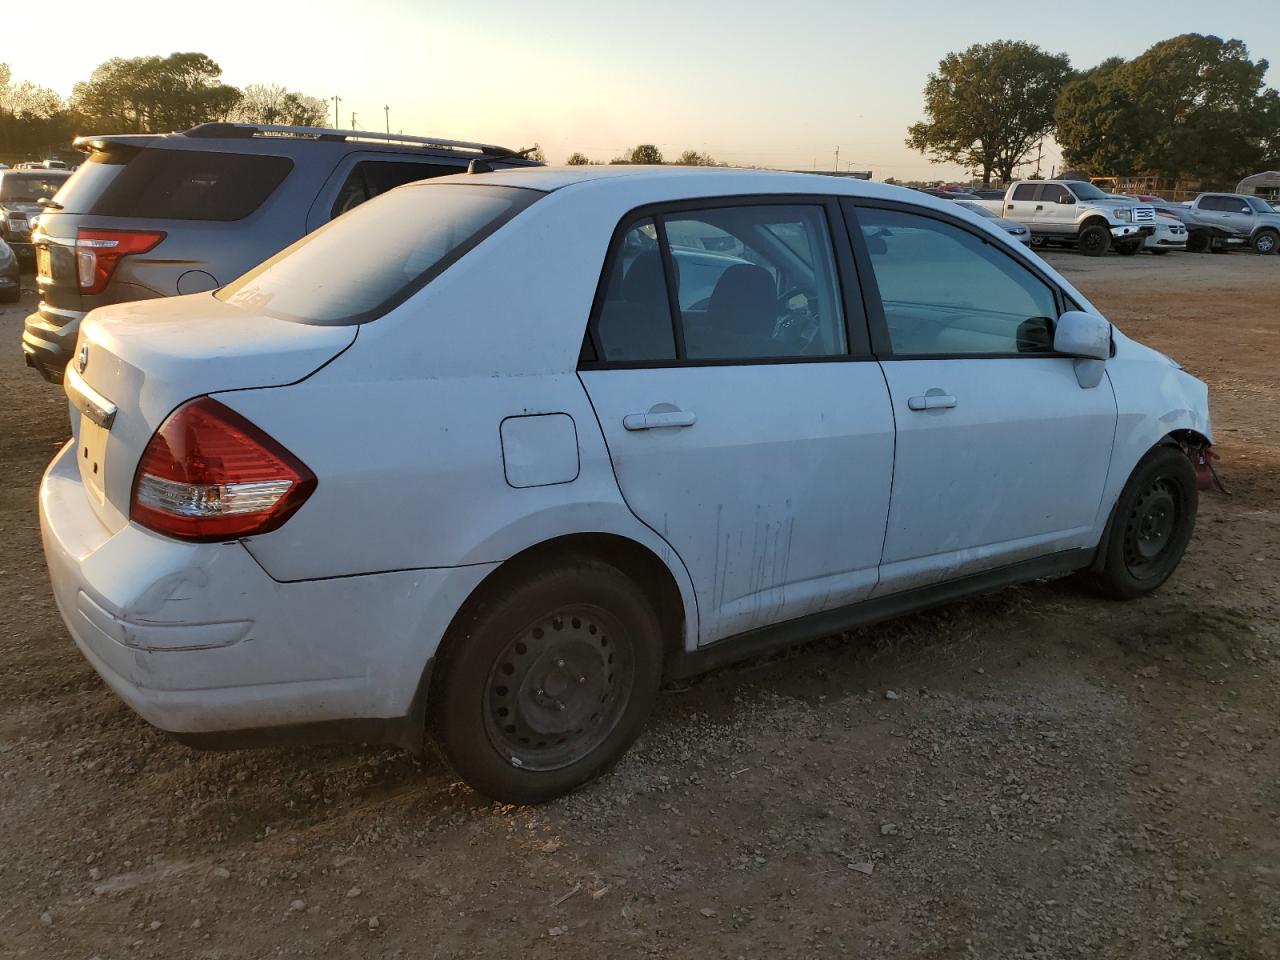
<box><xmin>580</xmin><ymin>193</ymin><xmax>874</xmax><ymax>370</ymax></box>
<box><xmin>841</xmin><ymin>197</ymin><xmax>1077</xmax><ymax>361</ymax></box>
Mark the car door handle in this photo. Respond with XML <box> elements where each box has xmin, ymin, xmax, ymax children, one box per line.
<box><xmin>1035</xmin><ymin>204</ymin><xmax>1044</xmax><ymax>211</ymax></box>
<box><xmin>623</xmin><ymin>410</ymin><xmax>697</xmax><ymax>431</ymax></box>
<box><xmin>907</xmin><ymin>394</ymin><xmax>957</xmax><ymax>411</ymax></box>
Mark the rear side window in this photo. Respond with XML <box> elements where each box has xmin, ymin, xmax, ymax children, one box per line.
<box><xmin>218</xmin><ymin>183</ymin><xmax>539</xmax><ymax>325</ymax></box>
<box><xmin>48</xmin><ymin>151</ymin><xmax>131</xmax><ymax>214</ymax></box>
<box><xmin>1198</xmin><ymin>196</ymin><xmax>1226</xmax><ymax>212</ymax></box>
<box><xmin>89</xmin><ymin>149</ymin><xmax>293</xmax><ymax>221</ymax></box>
<box><xmin>1011</xmin><ymin>184</ymin><xmax>1038</xmax><ymax>201</ymax></box>
<box><xmin>331</xmin><ymin>160</ymin><xmax>459</xmax><ymax>218</ymax></box>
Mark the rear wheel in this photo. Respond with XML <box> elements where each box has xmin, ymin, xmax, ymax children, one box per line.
<box><xmin>1089</xmin><ymin>446</ymin><xmax>1198</xmax><ymax>600</ymax></box>
<box><xmin>1079</xmin><ymin>225</ymin><xmax>1110</xmax><ymax>257</ymax></box>
<box><xmin>1185</xmin><ymin>231</ymin><xmax>1210</xmax><ymax>253</ymax></box>
<box><xmin>431</xmin><ymin>557</ymin><xmax>663</xmax><ymax>803</ymax></box>
<box><xmin>1253</xmin><ymin>229</ymin><xmax>1278</xmax><ymax>255</ymax></box>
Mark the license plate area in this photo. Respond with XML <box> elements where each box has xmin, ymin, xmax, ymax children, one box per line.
<box><xmin>78</xmin><ymin>415</ymin><xmax>110</xmax><ymax>505</ymax></box>
<box><xmin>36</xmin><ymin>245</ymin><xmax>53</xmax><ymax>284</ymax></box>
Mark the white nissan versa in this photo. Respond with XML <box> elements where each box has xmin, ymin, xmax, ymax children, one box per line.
<box><xmin>40</xmin><ymin>167</ymin><xmax>1212</xmax><ymax>803</ymax></box>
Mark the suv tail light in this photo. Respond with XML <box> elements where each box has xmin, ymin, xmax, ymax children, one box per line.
<box><xmin>76</xmin><ymin>228</ymin><xmax>165</xmax><ymax>294</ymax></box>
<box><xmin>131</xmin><ymin>397</ymin><xmax>316</xmax><ymax>542</ymax></box>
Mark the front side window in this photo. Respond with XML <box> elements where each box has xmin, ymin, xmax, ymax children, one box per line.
<box><xmin>592</xmin><ymin>203</ymin><xmax>847</xmax><ymax>363</ymax></box>
<box><xmin>1040</xmin><ymin>184</ymin><xmax>1071</xmax><ymax>204</ymax></box>
<box><xmin>855</xmin><ymin>207</ymin><xmax>1059</xmax><ymax>357</ymax></box>
<box><xmin>218</xmin><ymin>183</ymin><xmax>539</xmax><ymax>325</ymax></box>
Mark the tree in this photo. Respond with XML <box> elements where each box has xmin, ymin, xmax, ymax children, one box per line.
<box><xmin>70</xmin><ymin>53</ymin><xmax>240</xmax><ymax>132</ymax></box>
<box><xmin>610</xmin><ymin>144</ymin><xmax>663</xmax><ymax>165</ymax></box>
<box><xmin>0</xmin><ymin>63</ymin><xmax>74</xmax><ymax>158</ymax></box>
<box><xmin>906</xmin><ymin>41</ymin><xmax>1074</xmax><ymax>185</ymax></box>
<box><xmin>519</xmin><ymin>143</ymin><xmax>547</xmax><ymax>163</ymax></box>
<box><xmin>674</xmin><ymin>149</ymin><xmax>719</xmax><ymax>166</ymax></box>
<box><xmin>228</xmin><ymin>83</ymin><xmax>326</xmax><ymax>127</ymax></box>
<box><xmin>1056</xmin><ymin>35</ymin><xmax>1279</xmax><ymax>182</ymax></box>
<box><xmin>565</xmin><ymin>151</ymin><xmax>592</xmax><ymax>165</ymax></box>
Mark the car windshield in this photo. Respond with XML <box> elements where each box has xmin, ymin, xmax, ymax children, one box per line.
<box><xmin>1065</xmin><ymin>181</ymin><xmax>1109</xmax><ymax>201</ymax></box>
<box><xmin>956</xmin><ymin>201</ymin><xmax>998</xmax><ymax>219</ymax></box>
<box><xmin>218</xmin><ymin>183</ymin><xmax>541</xmax><ymax>325</ymax></box>
<box><xmin>0</xmin><ymin>172</ymin><xmax>70</xmax><ymax>202</ymax></box>
<box><xmin>1245</xmin><ymin>196</ymin><xmax>1273</xmax><ymax>213</ymax></box>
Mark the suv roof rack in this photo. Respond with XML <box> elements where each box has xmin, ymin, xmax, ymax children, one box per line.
<box><xmin>183</xmin><ymin>122</ymin><xmax>520</xmax><ymax>157</ymax></box>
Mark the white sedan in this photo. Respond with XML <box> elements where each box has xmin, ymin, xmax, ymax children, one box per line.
<box><xmin>40</xmin><ymin>167</ymin><xmax>1212</xmax><ymax>803</ymax></box>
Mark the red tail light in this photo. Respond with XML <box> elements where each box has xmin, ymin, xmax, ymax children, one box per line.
<box><xmin>131</xmin><ymin>398</ymin><xmax>316</xmax><ymax>542</ymax></box>
<box><xmin>76</xmin><ymin>228</ymin><xmax>166</xmax><ymax>294</ymax></box>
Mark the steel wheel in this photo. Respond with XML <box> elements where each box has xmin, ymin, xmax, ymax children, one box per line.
<box><xmin>1122</xmin><ymin>478</ymin><xmax>1178</xmax><ymax>579</ymax></box>
<box><xmin>482</xmin><ymin>604</ymin><xmax>635</xmax><ymax>772</ymax></box>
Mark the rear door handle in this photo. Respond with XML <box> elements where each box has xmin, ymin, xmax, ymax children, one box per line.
<box><xmin>907</xmin><ymin>394</ymin><xmax>957</xmax><ymax>411</ymax></box>
<box><xmin>623</xmin><ymin>410</ymin><xmax>697</xmax><ymax>431</ymax></box>
<box><xmin>1035</xmin><ymin>204</ymin><xmax>1044</xmax><ymax>211</ymax></box>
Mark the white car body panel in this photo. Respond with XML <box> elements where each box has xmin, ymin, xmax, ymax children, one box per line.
<box><xmin>38</xmin><ymin>167</ymin><xmax>1213</xmax><ymax>741</ymax></box>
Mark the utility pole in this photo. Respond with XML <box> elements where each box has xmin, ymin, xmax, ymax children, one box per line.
<box><xmin>1034</xmin><ymin>137</ymin><xmax>1044</xmax><ymax>179</ymax></box>
<box><xmin>351</xmin><ymin>112</ymin><xmax>357</xmax><ymax>129</ymax></box>
<box><xmin>384</xmin><ymin>105</ymin><xmax>390</xmax><ymax>134</ymax></box>
<box><xmin>331</xmin><ymin>96</ymin><xmax>341</xmax><ymax>128</ymax></box>
<box><xmin>834</xmin><ymin>146</ymin><xmax>840</xmax><ymax>173</ymax></box>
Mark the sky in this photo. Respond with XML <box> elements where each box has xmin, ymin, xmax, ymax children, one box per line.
<box><xmin>8</xmin><ymin>0</ymin><xmax>1279</xmax><ymax>181</ymax></box>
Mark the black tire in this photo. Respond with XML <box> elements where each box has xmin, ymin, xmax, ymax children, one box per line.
<box><xmin>1089</xmin><ymin>446</ymin><xmax>1198</xmax><ymax>600</ymax></box>
<box><xmin>431</xmin><ymin>556</ymin><xmax>663</xmax><ymax>803</ymax></box>
<box><xmin>1029</xmin><ymin>236</ymin><xmax>1047</xmax><ymax>249</ymax></box>
<box><xmin>1114</xmin><ymin>240</ymin><xmax>1142</xmax><ymax>256</ymax></box>
<box><xmin>1185</xmin><ymin>232</ymin><xmax>1210</xmax><ymax>254</ymax></box>
<box><xmin>1079</xmin><ymin>225</ymin><xmax>1110</xmax><ymax>257</ymax></box>
<box><xmin>1148</xmin><ymin>248</ymin><xmax>1171</xmax><ymax>255</ymax></box>
<box><xmin>1253</xmin><ymin>229</ymin><xmax>1278</xmax><ymax>255</ymax></box>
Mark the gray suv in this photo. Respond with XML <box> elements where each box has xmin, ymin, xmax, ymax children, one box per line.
<box><xmin>22</xmin><ymin>123</ymin><xmax>539</xmax><ymax>382</ymax></box>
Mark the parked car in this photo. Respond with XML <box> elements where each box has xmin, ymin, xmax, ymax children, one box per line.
<box><xmin>952</xmin><ymin>199</ymin><xmax>1032</xmax><ymax>244</ymax></box>
<box><xmin>40</xmin><ymin>168</ymin><xmax>1212</xmax><ymax>803</ymax></box>
<box><xmin>1144</xmin><ymin>213</ymin><xmax>1187</xmax><ymax>254</ymax></box>
<box><xmin>0</xmin><ymin>236</ymin><xmax>20</xmax><ymax>303</ymax></box>
<box><xmin>21</xmin><ymin>123</ymin><xmax>542</xmax><ymax>383</ymax></box>
<box><xmin>968</xmin><ymin>188</ymin><xmax>1007</xmax><ymax>201</ymax></box>
<box><xmin>1182</xmin><ymin>193</ymin><xmax>1280</xmax><ymax>254</ymax></box>
<box><xmin>917</xmin><ymin>187</ymin><xmax>978</xmax><ymax>199</ymax></box>
<box><xmin>1145</xmin><ymin>201</ymin><xmax>1246</xmax><ymax>254</ymax></box>
<box><xmin>0</xmin><ymin>168</ymin><xmax>71</xmax><ymax>260</ymax></box>
<box><xmin>973</xmin><ymin>180</ymin><xmax>1155</xmax><ymax>256</ymax></box>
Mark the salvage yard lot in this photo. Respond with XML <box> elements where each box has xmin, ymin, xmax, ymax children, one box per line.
<box><xmin>1</xmin><ymin>251</ymin><xmax>1277</xmax><ymax>959</ymax></box>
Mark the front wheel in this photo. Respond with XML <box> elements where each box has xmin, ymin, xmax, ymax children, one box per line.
<box><xmin>1089</xmin><ymin>446</ymin><xmax>1198</xmax><ymax>600</ymax></box>
<box><xmin>1078</xmin><ymin>225</ymin><xmax>1110</xmax><ymax>257</ymax></box>
<box><xmin>1114</xmin><ymin>240</ymin><xmax>1142</xmax><ymax>256</ymax></box>
<box><xmin>431</xmin><ymin>557</ymin><xmax>663</xmax><ymax>803</ymax></box>
<box><xmin>1253</xmin><ymin>230</ymin><xmax>1278</xmax><ymax>255</ymax></box>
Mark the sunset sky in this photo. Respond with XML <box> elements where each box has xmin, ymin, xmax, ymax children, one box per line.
<box><xmin>9</xmin><ymin>0</ymin><xmax>1279</xmax><ymax>180</ymax></box>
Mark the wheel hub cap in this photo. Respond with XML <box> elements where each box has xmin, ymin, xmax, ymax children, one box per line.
<box><xmin>1123</xmin><ymin>479</ymin><xmax>1178</xmax><ymax>576</ymax></box>
<box><xmin>483</xmin><ymin>607</ymin><xmax>633</xmax><ymax>772</ymax></box>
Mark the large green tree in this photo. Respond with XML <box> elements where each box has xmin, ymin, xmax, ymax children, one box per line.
<box><xmin>907</xmin><ymin>41</ymin><xmax>1074</xmax><ymax>185</ymax></box>
<box><xmin>1056</xmin><ymin>34</ymin><xmax>1280</xmax><ymax>181</ymax></box>
<box><xmin>71</xmin><ymin>53</ymin><xmax>240</xmax><ymax>132</ymax></box>
<box><xmin>0</xmin><ymin>63</ymin><xmax>74</xmax><ymax>158</ymax></box>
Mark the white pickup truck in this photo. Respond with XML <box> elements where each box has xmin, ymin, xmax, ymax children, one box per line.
<box><xmin>974</xmin><ymin>180</ymin><xmax>1156</xmax><ymax>256</ymax></box>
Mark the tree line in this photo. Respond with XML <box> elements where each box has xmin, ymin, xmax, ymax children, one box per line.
<box><xmin>566</xmin><ymin>145</ymin><xmax>723</xmax><ymax>166</ymax></box>
<box><xmin>0</xmin><ymin>53</ymin><xmax>327</xmax><ymax>159</ymax></box>
<box><xmin>907</xmin><ymin>33</ymin><xmax>1280</xmax><ymax>186</ymax></box>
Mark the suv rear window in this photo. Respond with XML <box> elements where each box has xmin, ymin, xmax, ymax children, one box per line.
<box><xmin>218</xmin><ymin>183</ymin><xmax>540</xmax><ymax>325</ymax></box>
<box><xmin>0</xmin><ymin>172</ymin><xmax>71</xmax><ymax>202</ymax></box>
<box><xmin>88</xmin><ymin>149</ymin><xmax>293</xmax><ymax>221</ymax></box>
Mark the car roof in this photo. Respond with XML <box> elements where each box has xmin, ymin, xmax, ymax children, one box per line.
<box><xmin>445</xmin><ymin>164</ymin><xmax>929</xmax><ymax>203</ymax></box>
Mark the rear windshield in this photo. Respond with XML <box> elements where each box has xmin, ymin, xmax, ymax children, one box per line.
<box><xmin>84</xmin><ymin>147</ymin><xmax>293</xmax><ymax>221</ymax></box>
<box><xmin>218</xmin><ymin>183</ymin><xmax>540</xmax><ymax>325</ymax></box>
<box><xmin>0</xmin><ymin>172</ymin><xmax>71</xmax><ymax>202</ymax></box>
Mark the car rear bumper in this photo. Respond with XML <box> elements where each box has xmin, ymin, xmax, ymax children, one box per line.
<box><xmin>39</xmin><ymin>440</ymin><xmax>495</xmax><ymax>744</ymax></box>
<box><xmin>21</xmin><ymin>302</ymin><xmax>83</xmax><ymax>383</ymax></box>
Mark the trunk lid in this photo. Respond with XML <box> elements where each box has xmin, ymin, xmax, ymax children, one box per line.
<box><xmin>68</xmin><ymin>293</ymin><xmax>355</xmax><ymax>532</ymax></box>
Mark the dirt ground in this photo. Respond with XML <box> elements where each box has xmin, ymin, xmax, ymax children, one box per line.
<box><xmin>1</xmin><ymin>248</ymin><xmax>1277</xmax><ymax>960</ymax></box>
